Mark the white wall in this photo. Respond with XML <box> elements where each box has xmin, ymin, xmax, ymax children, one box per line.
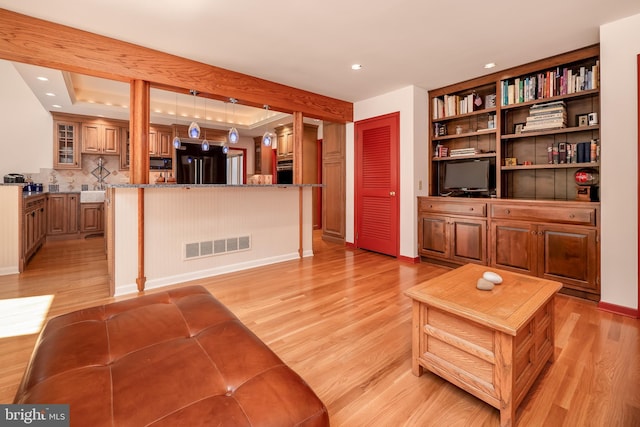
<box><xmin>0</xmin><ymin>61</ymin><xmax>52</xmax><ymax>178</ymax></box>
<box><xmin>600</xmin><ymin>13</ymin><xmax>640</xmax><ymax>310</ymax></box>
<box><xmin>347</xmin><ymin>85</ymin><xmax>429</xmax><ymax>259</ymax></box>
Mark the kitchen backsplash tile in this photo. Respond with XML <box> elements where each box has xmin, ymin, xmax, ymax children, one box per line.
<box><xmin>23</xmin><ymin>155</ymin><xmax>129</xmax><ymax>192</ymax></box>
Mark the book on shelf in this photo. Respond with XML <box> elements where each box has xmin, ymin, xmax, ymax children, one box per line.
<box><xmin>435</xmin><ymin>145</ymin><xmax>449</xmax><ymax>157</ymax></box>
<box><xmin>449</xmin><ymin>147</ymin><xmax>479</xmax><ymax>157</ymax></box>
<box><xmin>501</xmin><ymin>60</ymin><xmax>599</xmax><ymax>106</ymax></box>
<box><xmin>558</xmin><ymin>142</ymin><xmax>567</xmax><ymax>164</ymax></box>
<box><xmin>547</xmin><ymin>141</ymin><xmax>599</xmax><ymax>164</ymax></box>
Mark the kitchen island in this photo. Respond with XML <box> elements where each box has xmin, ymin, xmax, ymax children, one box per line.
<box><xmin>107</xmin><ymin>184</ymin><xmax>317</xmax><ymax>296</ymax></box>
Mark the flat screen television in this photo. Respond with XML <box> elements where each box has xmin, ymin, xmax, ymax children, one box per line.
<box><xmin>443</xmin><ymin>159</ymin><xmax>491</xmax><ymax>193</ymax></box>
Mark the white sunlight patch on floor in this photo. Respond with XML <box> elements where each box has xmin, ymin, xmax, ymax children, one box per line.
<box><xmin>0</xmin><ymin>295</ymin><xmax>54</xmax><ymax>339</ymax></box>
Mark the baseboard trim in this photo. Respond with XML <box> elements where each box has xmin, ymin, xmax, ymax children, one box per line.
<box><xmin>399</xmin><ymin>255</ymin><xmax>420</xmax><ymax>264</ymax></box>
<box><xmin>597</xmin><ymin>301</ymin><xmax>639</xmax><ymax>318</ymax></box>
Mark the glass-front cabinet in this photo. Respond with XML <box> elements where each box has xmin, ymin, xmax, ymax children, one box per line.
<box><xmin>53</xmin><ymin>118</ymin><xmax>81</xmax><ymax>169</ymax></box>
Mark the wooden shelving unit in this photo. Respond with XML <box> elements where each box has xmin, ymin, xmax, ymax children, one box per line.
<box><xmin>428</xmin><ymin>44</ymin><xmax>600</xmax><ymax>201</ymax></box>
<box><xmin>422</xmin><ymin>45</ymin><xmax>602</xmax><ymax>301</ymax></box>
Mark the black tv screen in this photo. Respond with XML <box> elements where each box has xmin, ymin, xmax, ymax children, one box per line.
<box><xmin>443</xmin><ymin>160</ymin><xmax>490</xmax><ymax>191</ymax></box>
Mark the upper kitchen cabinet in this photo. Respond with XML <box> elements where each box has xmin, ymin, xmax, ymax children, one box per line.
<box><xmin>149</xmin><ymin>125</ymin><xmax>173</xmax><ymax>157</ymax></box>
<box><xmin>276</xmin><ymin>127</ymin><xmax>293</xmax><ymax>158</ymax></box>
<box><xmin>53</xmin><ymin>114</ymin><xmax>81</xmax><ymax>169</ymax></box>
<box><xmin>120</xmin><ymin>127</ymin><xmax>130</xmax><ymax>170</ymax></box>
<box><xmin>82</xmin><ymin>118</ymin><xmax>125</xmax><ymax>155</ymax></box>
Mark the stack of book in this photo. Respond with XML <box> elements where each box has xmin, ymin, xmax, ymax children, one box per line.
<box><xmin>449</xmin><ymin>147</ymin><xmax>478</xmax><ymax>157</ymax></box>
<box><xmin>522</xmin><ymin>101</ymin><xmax>566</xmax><ymax>132</ymax></box>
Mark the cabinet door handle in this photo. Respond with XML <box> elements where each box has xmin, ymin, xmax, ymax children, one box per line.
<box><xmin>389</xmin><ymin>191</ymin><xmax>396</xmax><ymax>196</ymax></box>
<box><xmin>31</xmin><ymin>212</ymin><xmax>35</xmax><ymax>217</ymax></box>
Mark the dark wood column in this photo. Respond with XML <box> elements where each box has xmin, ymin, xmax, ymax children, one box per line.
<box><xmin>130</xmin><ymin>80</ymin><xmax>150</xmax><ymax>184</ymax></box>
<box><xmin>130</xmin><ymin>79</ymin><xmax>149</xmax><ymax>292</ymax></box>
<box><xmin>293</xmin><ymin>112</ymin><xmax>304</xmax><ymax>184</ymax></box>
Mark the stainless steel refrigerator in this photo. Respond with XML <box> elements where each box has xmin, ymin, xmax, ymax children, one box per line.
<box><xmin>176</xmin><ymin>143</ymin><xmax>227</xmax><ymax>184</ymax></box>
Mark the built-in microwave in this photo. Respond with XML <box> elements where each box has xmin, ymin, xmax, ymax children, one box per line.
<box><xmin>149</xmin><ymin>157</ymin><xmax>172</xmax><ymax>170</ymax></box>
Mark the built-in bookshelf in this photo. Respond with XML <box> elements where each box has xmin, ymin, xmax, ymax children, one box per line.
<box><xmin>428</xmin><ymin>44</ymin><xmax>600</xmax><ymax>201</ymax></box>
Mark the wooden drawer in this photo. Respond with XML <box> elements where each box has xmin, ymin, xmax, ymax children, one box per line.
<box><xmin>490</xmin><ymin>204</ymin><xmax>596</xmax><ymax>226</ymax></box>
<box><xmin>419</xmin><ymin>198</ymin><xmax>486</xmax><ymax>217</ymax></box>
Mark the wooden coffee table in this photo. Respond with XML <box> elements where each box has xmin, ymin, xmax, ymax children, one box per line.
<box><xmin>405</xmin><ymin>264</ymin><xmax>562</xmax><ymax>427</ymax></box>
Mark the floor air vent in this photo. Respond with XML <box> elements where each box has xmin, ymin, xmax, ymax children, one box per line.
<box><xmin>184</xmin><ymin>235</ymin><xmax>251</xmax><ymax>260</ymax></box>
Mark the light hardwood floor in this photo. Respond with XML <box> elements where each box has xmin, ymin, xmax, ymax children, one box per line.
<box><xmin>1</xmin><ymin>234</ymin><xmax>639</xmax><ymax>426</ymax></box>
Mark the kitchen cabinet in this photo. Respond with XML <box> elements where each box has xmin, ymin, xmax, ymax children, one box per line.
<box><xmin>22</xmin><ymin>194</ymin><xmax>47</xmax><ymax>268</ymax></box>
<box><xmin>82</xmin><ymin>120</ymin><xmax>122</xmax><ymax>155</ymax></box>
<box><xmin>47</xmin><ymin>193</ymin><xmax>79</xmax><ymax>238</ymax></box>
<box><xmin>149</xmin><ymin>126</ymin><xmax>172</xmax><ymax>157</ymax></box>
<box><xmin>120</xmin><ymin>127</ymin><xmax>130</xmax><ymax>169</ymax></box>
<box><xmin>322</xmin><ymin>122</ymin><xmax>346</xmax><ymax>243</ymax></box>
<box><xmin>418</xmin><ymin>198</ymin><xmax>487</xmax><ymax>265</ymax></box>
<box><xmin>80</xmin><ymin>202</ymin><xmax>104</xmax><ymax>233</ymax></box>
<box><xmin>276</xmin><ymin>128</ymin><xmax>294</xmax><ymax>158</ymax></box>
<box><xmin>53</xmin><ymin>117</ymin><xmax>81</xmax><ymax>169</ymax></box>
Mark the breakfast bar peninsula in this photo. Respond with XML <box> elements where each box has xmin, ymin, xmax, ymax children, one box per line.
<box><xmin>107</xmin><ymin>183</ymin><xmax>317</xmax><ymax>296</ymax></box>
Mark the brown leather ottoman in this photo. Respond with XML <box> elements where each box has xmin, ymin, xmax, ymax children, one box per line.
<box><xmin>14</xmin><ymin>286</ymin><xmax>329</xmax><ymax>426</ymax></box>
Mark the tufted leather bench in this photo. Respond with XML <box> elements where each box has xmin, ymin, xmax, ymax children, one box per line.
<box><xmin>14</xmin><ymin>286</ymin><xmax>329</xmax><ymax>426</ymax></box>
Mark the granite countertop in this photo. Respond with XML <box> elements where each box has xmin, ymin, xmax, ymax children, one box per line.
<box><xmin>22</xmin><ymin>191</ymin><xmax>80</xmax><ymax>199</ymax></box>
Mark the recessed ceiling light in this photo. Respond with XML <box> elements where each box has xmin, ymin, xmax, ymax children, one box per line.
<box><xmin>484</xmin><ymin>62</ymin><xmax>496</xmax><ymax>69</ymax></box>
<box><xmin>37</xmin><ymin>76</ymin><xmax>48</xmax><ymax>81</ymax></box>
<box><xmin>351</xmin><ymin>64</ymin><xmax>363</xmax><ymax>70</ymax></box>
<box><xmin>52</xmin><ymin>104</ymin><xmax>62</xmax><ymax>108</ymax></box>
<box><xmin>45</xmin><ymin>92</ymin><xmax>55</xmax><ymax>97</ymax></box>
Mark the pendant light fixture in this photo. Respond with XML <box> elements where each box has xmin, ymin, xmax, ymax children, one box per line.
<box><xmin>201</xmin><ymin>97</ymin><xmax>209</xmax><ymax>151</ymax></box>
<box><xmin>172</xmin><ymin>92</ymin><xmax>181</xmax><ymax>149</ymax></box>
<box><xmin>262</xmin><ymin>104</ymin><xmax>275</xmax><ymax>147</ymax></box>
<box><xmin>188</xmin><ymin>89</ymin><xmax>201</xmax><ymax>139</ymax></box>
<box><xmin>228</xmin><ymin>98</ymin><xmax>239</xmax><ymax>144</ymax></box>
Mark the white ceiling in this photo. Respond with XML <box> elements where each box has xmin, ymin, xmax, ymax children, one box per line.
<box><xmin>2</xmin><ymin>1</ymin><xmax>640</xmax><ymax>125</ymax></box>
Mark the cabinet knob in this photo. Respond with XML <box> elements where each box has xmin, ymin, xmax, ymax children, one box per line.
<box><xmin>505</xmin><ymin>209</ymin><xmax>511</xmax><ymax>214</ymax></box>
<box><xmin>538</xmin><ymin>231</ymin><xmax>543</xmax><ymax>236</ymax></box>
<box><xmin>531</xmin><ymin>230</ymin><xmax>536</xmax><ymax>235</ymax></box>
<box><xmin>389</xmin><ymin>191</ymin><xmax>396</xmax><ymax>196</ymax></box>
<box><xmin>569</xmin><ymin>214</ymin><xmax>575</xmax><ymax>219</ymax></box>
<box><xmin>469</xmin><ymin>207</ymin><xmax>474</xmax><ymax>211</ymax></box>
<box><xmin>429</xmin><ymin>205</ymin><xmax>433</xmax><ymax>208</ymax></box>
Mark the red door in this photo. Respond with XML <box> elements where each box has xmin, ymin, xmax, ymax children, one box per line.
<box><xmin>355</xmin><ymin>112</ymin><xmax>399</xmax><ymax>256</ymax></box>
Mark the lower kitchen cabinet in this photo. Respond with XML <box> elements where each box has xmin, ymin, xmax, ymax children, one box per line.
<box><xmin>80</xmin><ymin>202</ymin><xmax>104</xmax><ymax>233</ymax></box>
<box><xmin>418</xmin><ymin>197</ymin><xmax>600</xmax><ymax>301</ymax></box>
<box><xmin>22</xmin><ymin>194</ymin><xmax>47</xmax><ymax>269</ymax></box>
<box><xmin>47</xmin><ymin>193</ymin><xmax>79</xmax><ymax>238</ymax></box>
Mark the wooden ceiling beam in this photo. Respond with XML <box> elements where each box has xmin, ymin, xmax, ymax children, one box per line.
<box><xmin>0</xmin><ymin>8</ymin><xmax>353</xmax><ymax>123</ymax></box>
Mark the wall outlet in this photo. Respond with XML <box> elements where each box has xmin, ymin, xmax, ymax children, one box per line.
<box><xmin>418</xmin><ymin>180</ymin><xmax>422</xmax><ymax>190</ymax></box>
